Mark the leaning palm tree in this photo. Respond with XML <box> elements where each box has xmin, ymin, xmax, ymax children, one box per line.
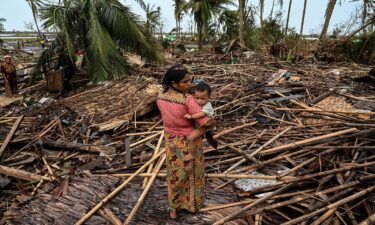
<box><xmin>37</xmin><ymin>0</ymin><xmax>163</xmax><ymax>82</ymax></box>
<box><xmin>300</xmin><ymin>0</ymin><xmax>308</xmax><ymax>35</ymax></box>
<box><xmin>320</xmin><ymin>0</ymin><xmax>337</xmax><ymax>39</ymax></box>
<box><xmin>187</xmin><ymin>0</ymin><xmax>234</xmax><ymax>50</ymax></box>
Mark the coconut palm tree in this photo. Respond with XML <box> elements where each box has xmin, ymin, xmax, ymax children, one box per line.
<box><xmin>259</xmin><ymin>0</ymin><xmax>265</xmax><ymax>27</ymax></box>
<box><xmin>37</xmin><ymin>0</ymin><xmax>163</xmax><ymax>82</ymax></box>
<box><xmin>239</xmin><ymin>0</ymin><xmax>245</xmax><ymax>44</ymax></box>
<box><xmin>218</xmin><ymin>9</ymin><xmax>239</xmax><ymax>41</ymax></box>
<box><xmin>144</xmin><ymin>3</ymin><xmax>162</xmax><ymax>36</ymax></box>
<box><xmin>187</xmin><ymin>0</ymin><xmax>235</xmax><ymax>50</ymax></box>
<box><xmin>26</xmin><ymin>0</ymin><xmax>43</xmax><ymax>37</ymax></box>
<box><xmin>284</xmin><ymin>0</ymin><xmax>293</xmax><ymax>35</ymax></box>
<box><xmin>269</xmin><ymin>0</ymin><xmax>283</xmax><ymax>21</ymax></box>
<box><xmin>173</xmin><ymin>0</ymin><xmax>187</xmax><ymax>38</ymax></box>
<box><xmin>300</xmin><ymin>0</ymin><xmax>307</xmax><ymax>35</ymax></box>
<box><xmin>320</xmin><ymin>0</ymin><xmax>337</xmax><ymax>38</ymax></box>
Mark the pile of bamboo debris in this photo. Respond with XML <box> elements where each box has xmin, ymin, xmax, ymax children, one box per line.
<box><xmin>1</xmin><ymin>57</ymin><xmax>375</xmax><ymax>225</ymax></box>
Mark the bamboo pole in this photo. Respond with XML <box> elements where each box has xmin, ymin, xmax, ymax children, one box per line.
<box><xmin>142</xmin><ymin>131</ymin><xmax>164</xmax><ymax>188</ymax></box>
<box><xmin>281</xmin><ymin>185</ymin><xmax>375</xmax><ymax>225</ymax></box>
<box><xmin>0</xmin><ymin>115</ymin><xmax>23</xmax><ymax>158</ymax></box>
<box><xmin>123</xmin><ymin>154</ymin><xmax>166</xmax><ymax>225</ymax></box>
<box><xmin>213</xmin><ymin>122</ymin><xmax>257</xmax><ymax>139</ymax></box>
<box><xmin>74</xmin><ymin>149</ymin><xmax>165</xmax><ymax>225</ymax></box>
<box><xmin>129</xmin><ymin>131</ymin><xmax>162</xmax><ymax>148</ymax></box>
<box><xmin>359</xmin><ymin>213</ymin><xmax>375</xmax><ymax>225</ymax></box>
<box><xmin>276</xmin><ymin>107</ymin><xmax>375</xmax><ymax>115</ymax></box>
<box><xmin>261</xmin><ymin>128</ymin><xmax>358</xmax><ymax>156</ymax></box>
<box><xmin>0</xmin><ymin>165</ymin><xmax>44</xmax><ymax>181</ymax></box>
<box><xmin>224</xmin><ymin>127</ymin><xmax>291</xmax><ymax>173</ymax></box>
<box><xmin>108</xmin><ymin>173</ymin><xmax>293</xmax><ymax>180</ymax></box>
<box><xmin>212</xmin><ymin>183</ymin><xmax>294</xmax><ymax>225</ymax></box>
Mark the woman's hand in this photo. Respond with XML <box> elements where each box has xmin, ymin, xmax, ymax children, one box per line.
<box><xmin>184</xmin><ymin>114</ymin><xmax>193</xmax><ymax>119</ymax></box>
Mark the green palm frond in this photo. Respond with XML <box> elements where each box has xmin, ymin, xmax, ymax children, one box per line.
<box><xmin>35</xmin><ymin>0</ymin><xmax>163</xmax><ymax>82</ymax></box>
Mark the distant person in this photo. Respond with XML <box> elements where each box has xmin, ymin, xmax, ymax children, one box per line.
<box><xmin>0</xmin><ymin>55</ymin><xmax>17</xmax><ymax>97</ymax></box>
<box><xmin>54</xmin><ymin>46</ymin><xmax>75</xmax><ymax>93</ymax></box>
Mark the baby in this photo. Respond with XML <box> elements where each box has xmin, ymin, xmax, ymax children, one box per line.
<box><xmin>185</xmin><ymin>82</ymin><xmax>218</xmax><ymax>149</ymax></box>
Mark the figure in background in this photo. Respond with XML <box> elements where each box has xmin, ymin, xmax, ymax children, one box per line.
<box><xmin>54</xmin><ymin>46</ymin><xmax>75</xmax><ymax>93</ymax></box>
<box><xmin>0</xmin><ymin>55</ymin><xmax>17</xmax><ymax>97</ymax></box>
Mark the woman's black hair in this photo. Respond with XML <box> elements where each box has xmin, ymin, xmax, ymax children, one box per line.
<box><xmin>162</xmin><ymin>64</ymin><xmax>189</xmax><ymax>92</ymax></box>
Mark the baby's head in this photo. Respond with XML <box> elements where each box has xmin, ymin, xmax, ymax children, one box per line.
<box><xmin>193</xmin><ymin>82</ymin><xmax>211</xmax><ymax>107</ymax></box>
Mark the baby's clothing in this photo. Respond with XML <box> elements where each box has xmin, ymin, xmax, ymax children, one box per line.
<box><xmin>201</xmin><ymin>102</ymin><xmax>214</xmax><ymax>117</ymax></box>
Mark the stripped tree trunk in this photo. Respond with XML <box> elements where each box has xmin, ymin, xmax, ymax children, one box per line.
<box><xmin>320</xmin><ymin>0</ymin><xmax>337</xmax><ymax>39</ymax></box>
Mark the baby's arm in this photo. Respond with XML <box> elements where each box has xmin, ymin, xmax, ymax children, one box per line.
<box><xmin>184</xmin><ymin>111</ymin><xmax>207</xmax><ymax>120</ymax></box>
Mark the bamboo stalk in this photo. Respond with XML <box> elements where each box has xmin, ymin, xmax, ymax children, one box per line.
<box><xmin>276</xmin><ymin>107</ymin><xmax>375</xmax><ymax>115</ymax></box>
<box><xmin>0</xmin><ymin>115</ymin><xmax>23</xmax><ymax>158</ymax></box>
<box><xmin>213</xmin><ymin>121</ymin><xmax>257</xmax><ymax>139</ymax></box>
<box><xmin>282</xmin><ymin>185</ymin><xmax>375</xmax><ymax>225</ymax></box>
<box><xmin>261</xmin><ymin>128</ymin><xmax>358</xmax><ymax>156</ymax></box>
<box><xmin>129</xmin><ymin>132</ymin><xmax>162</xmax><ymax>148</ymax></box>
<box><xmin>142</xmin><ymin>131</ymin><xmax>164</xmax><ymax>188</ymax></box>
<box><xmin>108</xmin><ymin>173</ymin><xmax>293</xmax><ymax>180</ymax></box>
<box><xmin>74</xmin><ymin>149</ymin><xmax>165</xmax><ymax>225</ymax></box>
<box><xmin>0</xmin><ymin>165</ymin><xmax>44</xmax><ymax>181</ymax></box>
<box><xmin>123</xmin><ymin>154</ymin><xmax>166</xmax><ymax>225</ymax></box>
<box><xmin>212</xmin><ymin>183</ymin><xmax>294</xmax><ymax>225</ymax></box>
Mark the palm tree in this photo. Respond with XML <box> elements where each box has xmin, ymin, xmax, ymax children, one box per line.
<box><xmin>187</xmin><ymin>0</ymin><xmax>234</xmax><ymax>50</ymax></box>
<box><xmin>300</xmin><ymin>0</ymin><xmax>308</xmax><ymax>35</ymax></box>
<box><xmin>320</xmin><ymin>0</ymin><xmax>337</xmax><ymax>39</ymax></box>
<box><xmin>284</xmin><ymin>0</ymin><xmax>293</xmax><ymax>35</ymax></box>
<box><xmin>269</xmin><ymin>0</ymin><xmax>283</xmax><ymax>21</ymax></box>
<box><xmin>173</xmin><ymin>0</ymin><xmax>187</xmax><ymax>38</ymax></box>
<box><xmin>37</xmin><ymin>0</ymin><xmax>163</xmax><ymax>82</ymax></box>
<box><xmin>26</xmin><ymin>0</ymin><xmax>43</xmax><ymax>37</ymax></box>
<box><xmin>219</xmin><ymin>9</ymin><xmax>239</xmax><ymax>41</ymax></box>
<box><xmin>239</xmin><ymin>0</ymin><xmax>245</xmax><ymax>44</ymax></box>
<box><xmin>144</xmin><ymin>3</ymin><xmax>161</xmax><ymax>36</ymax></box>
<box><xmin>259</xmin><ymin>0</ymin><xmax>264</xmax><ymax>27</ymax></box>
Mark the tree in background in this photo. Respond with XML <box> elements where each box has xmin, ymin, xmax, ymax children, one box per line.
<box><xmin>238</xmin><ymin>0</ymin><xmax>245</xmax><ymax>44</ymax></box>
<box><xmin>36</xmin><ymin>0</ymin><xmax>163</xmax><ymax>82</ymax></box>
<box><xmin>0</xmin><ymin>18</ymin><xmax>5</xmax><ymax>45</ymax></box>
<box><xmin>300</xmin><ymin>0</ymin><xmax>308</xmax><ymax>35</ymax></box>
<box><xmin>187</xmin><ymin>0</ymin><xmax>234</xmax><ymax>50</ymax></box>
<box><xmin>320</xmin><ymin>0</ymin><xmax>337</xmax><ymax>38</ymax></box>
<box><xmin>284</xmin><ymin>0</ymin><xmax>293</xmax><ymax>35</ymax></box>
<box><xmin>259</xmin><ymin>0</ymin><xmax>264</xmax><ymax>27</ymax></box>
<box><xmin>144</xmin><ymin>3</ymin><xmax>162</xmax><ymax>36</ymax></box>
<box><xmin>173</xmin><ymin>0</ymin><xmax>187</xmax><ymax>38</ymax></box>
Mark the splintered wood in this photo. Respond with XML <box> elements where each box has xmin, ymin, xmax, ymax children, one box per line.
<box><xmin>1</xmin><ymin>57</ymin><xmax>375</xmax><ymax>225</ymax></box>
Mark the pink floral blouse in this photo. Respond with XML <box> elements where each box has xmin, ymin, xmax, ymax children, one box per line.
<box><xmin>156</xmin><ymin>91</ymin><xmax>209</xmax><ymax>136</ymax></box>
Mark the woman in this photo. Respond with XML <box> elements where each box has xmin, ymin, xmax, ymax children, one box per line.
<box><xmin>156</xmin><ymin>64</ymin><xmax>215</xmax><ymax>219</ymax></box>
<box><xmin>0</xmin><ymin>55</ymin><xmax>17</xmax><ymax>97</ymax></box>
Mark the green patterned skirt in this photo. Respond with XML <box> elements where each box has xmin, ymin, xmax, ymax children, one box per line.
<box><xmin>164</xmin><ymin>132</ymin><xmax>205</xmax><ymax>212</ymax></box>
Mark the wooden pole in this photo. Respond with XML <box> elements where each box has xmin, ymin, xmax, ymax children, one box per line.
<box><xmin>74</xmin><ymin>149</ymin><xmax>165</xmax><ymax>225</ymax></box>
<box><xmin>282</xmin><ymin>185</ymin><xmax>375</xmax><ymax>225</ymax></box>
<box><xmin>0</xmin><ymin>115</ymin><xmax>23</xmax><ymax>158</ymax></box>
<box><xmin>123</xmin><ymin>155</ymin><xmax>166</xmax><ymax>225</ymax></box>
<box><xmin>142</xmin><ymin>131</ymin><xmax>164</xmax><ymax>188</ymax></box>
<box><xmin>212</xmin><ymin>183</ymin><xmax>294</xmax><ymax>225</ymax></box>
<box><xmin>261</xmin><ymin>128</ymin><xmax>358</xmax><ymax>156</ymax></box>
<box><xmin>0</xmin><ymin>165</ymin><xmax>43</xmax><ymax>181</ymax></box>
<box><xmin>213</xmin><ymin>122</ymin><xmax>257</xmax><ymax>139</ymax></box>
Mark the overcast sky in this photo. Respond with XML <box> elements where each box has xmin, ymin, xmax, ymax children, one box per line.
<box><xmin>0</xmin><ymin>0</ymin><xmax>362</xmax><ymax>34</ymax></box>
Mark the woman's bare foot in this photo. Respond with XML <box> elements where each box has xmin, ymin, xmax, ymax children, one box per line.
<box><xmin>170</xmin><ymin>210</ymin><xmax>177</xmax><ymax>219</ymax></box>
